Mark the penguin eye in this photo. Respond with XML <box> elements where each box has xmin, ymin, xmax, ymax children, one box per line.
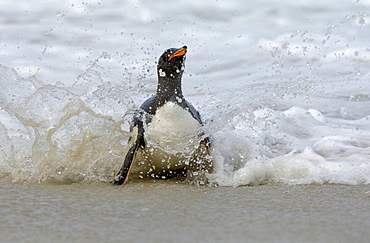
<box><xmin>161</xmin><ymin>55</ymin><xmax>168</xmax><ymax>62</ymax></box>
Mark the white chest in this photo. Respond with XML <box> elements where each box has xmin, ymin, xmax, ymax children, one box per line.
<box><xmin>145</xmin><ymin>102</ymin><xmax>202</xmax><ymax>154</ymax></box>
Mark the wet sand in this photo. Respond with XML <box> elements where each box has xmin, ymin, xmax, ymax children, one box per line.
<box><xmin>1</xmin><ymin>181</ymin><xmax>369</xmax><ymax>243</ymax></box>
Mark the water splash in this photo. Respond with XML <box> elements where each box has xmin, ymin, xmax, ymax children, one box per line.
<box><xmin>0</xmin><ymin>64</ymin><xmax>134</xmax><ymax>183</ymax></box>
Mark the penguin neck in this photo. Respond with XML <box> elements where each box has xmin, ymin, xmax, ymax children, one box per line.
<box><xmin>156</xmin><ymin>75</ymin><xmax>184</xmax><ymax>103</ymax></box>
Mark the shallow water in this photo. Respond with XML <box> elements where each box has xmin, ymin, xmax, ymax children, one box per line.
<box><xmin>1</xmin><ymin>0</ymin><xmax>370</xmax><ymax>241</ymax></box>
<box><xmin>1</xmin><ymin>182</ymin><xmax>369</xmax><ymax>242</ymax></box>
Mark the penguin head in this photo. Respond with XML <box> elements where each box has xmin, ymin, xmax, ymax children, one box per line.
<box><xmin>157</xmin><ymin>46</ymin><xmax>187</xmax><ymax>80</ymax></box>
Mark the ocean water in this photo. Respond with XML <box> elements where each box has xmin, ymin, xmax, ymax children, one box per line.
<box><xmin>1</xmin><ymin>0</ymin><xmax>370</xmax><ymax>241</ymax></box>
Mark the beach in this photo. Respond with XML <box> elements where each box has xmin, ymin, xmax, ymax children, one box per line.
<box><xmin>1</xmin><ymin>0</ymin><xmax>370</xmax><ymax>241</ymax></box>
<box><xmin>1</xmin><ymin>181</ymin><xmax>369</xmax><ymax>242</ymax></box>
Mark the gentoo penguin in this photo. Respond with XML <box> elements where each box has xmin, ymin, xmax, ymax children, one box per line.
<box><xmin>113</xmin><ymin>46</ymin><xmax>213</xmax><ymax>185</ymax></box>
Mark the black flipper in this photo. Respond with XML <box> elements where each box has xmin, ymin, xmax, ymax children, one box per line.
<box><xmin>113</xmin><ymin>119</ymin><xmax>145</xmax><ymax>185</ymax></box>
<box><xmin>200</xmin><ymin>137</ymin><xmax>212</xmax><ymax>158</ymax></box>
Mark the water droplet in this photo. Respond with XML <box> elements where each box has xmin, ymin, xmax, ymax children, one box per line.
<box><xmin>158</xmin><ymin>69</ymin><xmax>166</xmax><ymax>77</ymax></box>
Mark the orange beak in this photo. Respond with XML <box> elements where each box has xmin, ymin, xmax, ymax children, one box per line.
<box><xmin>169</xmin><ymin>46</ymin><xmax>187</xmax><ymax>60</ymax></box>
